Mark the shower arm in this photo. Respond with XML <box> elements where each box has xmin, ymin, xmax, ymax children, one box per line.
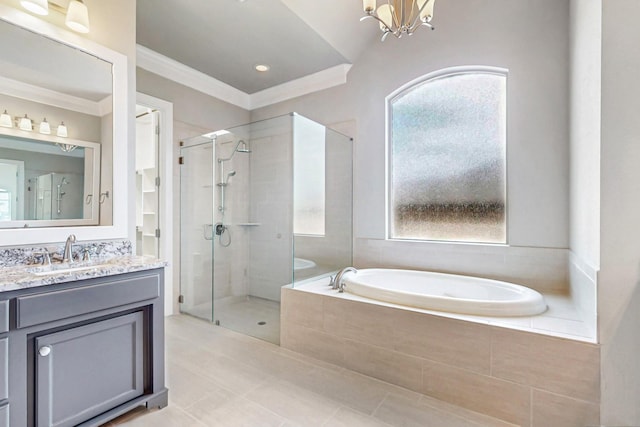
<box><xmin>217</xmin><ymin>139</ymin><xmax>248</xmax><ymax>163</ymax></box>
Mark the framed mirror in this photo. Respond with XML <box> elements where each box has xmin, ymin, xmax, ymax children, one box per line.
<box><xmin>0</xmin><ymin>16</ymin><xmax>111</xmax><ymax>229</ymax></box>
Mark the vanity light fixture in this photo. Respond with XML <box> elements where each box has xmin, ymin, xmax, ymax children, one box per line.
<box><xmin>39</xmin><ymin>118</ymin><xmax>51</xmax><ymax>135</ymax></box>
<box><xmin>56</xmin><ymin>121</ymin><xmax>68</xmax><ymax>138</ymax></box>
<box><xmin>18</xmin><ymin>114</ymin><xmax>33</xmax><ymax>131</ymax></box>
<box><xmin>0</xmin><ymin>111</ymin><xmax>12</xmax><ymax>128</ymax></box>
<box><xmin>20</xmin><ymin>0</ymin><xmax>91</xmax><ymax>34</ymax></box>
<box><xmin>65</xmin><ymin>0</ymin><xmax>90</xmax><ymax>34</ymax></box>
<box><xmin>361</xmin><ymin>0</ymin><xmax>435</xmax><ymax>41</ymax></box>
<box><xmin>20</xmin><ymin>0</ymin><xmax>48</xmax><ymax>15</ymax></box>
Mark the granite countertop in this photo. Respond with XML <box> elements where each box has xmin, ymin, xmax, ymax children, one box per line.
<box><xmin>0</xmin><ymin>256</ymin><xmax>167</xmax><ymax>293</ymax></box>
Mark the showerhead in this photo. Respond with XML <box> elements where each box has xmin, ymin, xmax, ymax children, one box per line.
<box><xmin>236</xmin><ymin>140</ymin><xmax>251</xmax><ymax>153</ymax></box>
<box><xmin>60</xmin><ymin>177</ymin><xmax>70</xmax><ymax>185</ymax></box>
<box><xmin>224</xmin><ymin>170</ymin><xmax>236</xmax><ymax>184</ymax></box>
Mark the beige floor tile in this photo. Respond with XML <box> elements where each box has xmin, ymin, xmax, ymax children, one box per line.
<box><xmin>324</xmin><ymin>407</ymin><xmax>393</xmax><ymax>427</ymax></box>
<box><xmin>165</xmin><ymin>362</ymin><xmax>236</xmax><ymax>409</ymax></box>
<box><xmin>289</xmin><ymin>366</ymin><xmax>392</xmax><ymax>415</ymax></box>
<box><xmin>110</xmin><ymin>405</ymin><xmax>205</xmax><ymax>426</ymax></box>
<box><xmin>532</xmin><ymin>389</ymin><xmax>600</xmax><ymax>427</ymax></box>
<box><xmin>187</xmin><ymin>395</ymin><xmax>285</xmax><ymax>427</ymax></box>
<box><xmin>373</xmin><ymin>394</ymin><xmax>490</xmax><ymax>427</ymax></box>
<box><xmin>244</xmin><ymin>379</ymin><xmax>341</xmax><ymax>427</ymax></box>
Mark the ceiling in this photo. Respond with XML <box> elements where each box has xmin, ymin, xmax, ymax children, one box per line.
<box><xmin>136</xmin><ymin>0</ymin><xmax>378</xmax><ymax>95</ymax></box>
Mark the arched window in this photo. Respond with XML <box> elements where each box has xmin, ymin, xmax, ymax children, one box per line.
<box><xmin>388</xmin><ymin>67</ymin><xmax>507</xmax><ymax>243</ymax></box>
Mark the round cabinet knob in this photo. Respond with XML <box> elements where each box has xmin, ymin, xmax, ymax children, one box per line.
<box><xmin>38</xmin><ymin>346</ymin><xmax>52</xmax><ymax>357</ymax></box>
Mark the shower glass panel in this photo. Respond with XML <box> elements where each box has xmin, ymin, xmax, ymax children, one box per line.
<box><xmin>179</xmin><ymin>136</ymin><xmax>215</xmax><ymax>322</ymax></box>
<box><xmin>292</xmin><ymin>115</ymin><xmax>353</xmax><ymax>283</ymax></box>
<box><xmin>179</xmin><ymin>113</ymin><xmax>352</xmax><ymax>345</ymax></box>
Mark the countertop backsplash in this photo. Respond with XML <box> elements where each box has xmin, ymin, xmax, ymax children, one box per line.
<box><xmin>0</xmin><ymin>240</ymin><xmax>133</xmax><ymax>268</ymax></box>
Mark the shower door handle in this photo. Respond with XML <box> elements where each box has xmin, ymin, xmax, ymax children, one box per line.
<box><xmin>203</xmin><ymin>224</ymin><xmax>214</xmax><ymax>241</ymax></box>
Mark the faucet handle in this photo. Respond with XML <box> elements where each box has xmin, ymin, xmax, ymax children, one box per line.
<box><xmin>82</xmin><ymin>248</ymin><xmax>91</xmax><ymax>262</ymax></box>
<box><xmin>33</xmin><ymin>250</ymin><xmax>51</xmax><ymax>266</ymax></box>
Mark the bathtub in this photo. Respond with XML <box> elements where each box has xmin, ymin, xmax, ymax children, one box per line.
<box><xmin>293</xmin><ymin>257</ymin><xmax>317</xmax><ymax>271</ymax></box>
<box><xmin>342</xmin><ymin>268</ymin><xmax>547</xmax><ymax>316</ymax></box>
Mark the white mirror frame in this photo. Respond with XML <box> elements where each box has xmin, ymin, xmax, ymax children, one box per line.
<box><xmin>0</xmin><ymin>5</ymin><xmax>128</xmax><ymax>245</ymax></box>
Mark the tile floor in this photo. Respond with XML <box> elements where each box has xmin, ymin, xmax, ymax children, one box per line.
<box><xmin>186</xmin><ymin>296</ymin><xmax>281</xmax><ymax>344</ymax></box>
<box><xmin>106</xmin><ymin>315</ymin><xmax>516</xmax><ymax>427</ymax></box>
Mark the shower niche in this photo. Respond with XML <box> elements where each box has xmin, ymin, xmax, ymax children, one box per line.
<box><xmin>179</xmin><ymin>113</ymin><xmax>353</xmax><ymax>344</ymax></box>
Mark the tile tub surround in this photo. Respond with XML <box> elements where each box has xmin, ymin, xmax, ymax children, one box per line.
<box><xmin>281</xmin><ymin>281</ymin><xmax>601</xmax><ymax>427</ymax></box>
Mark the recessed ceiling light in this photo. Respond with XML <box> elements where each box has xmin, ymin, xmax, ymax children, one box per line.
<box><xmin>255</xmin><ymin>64</ymin><xmax>270</xmax><ymax>72</ymax></box>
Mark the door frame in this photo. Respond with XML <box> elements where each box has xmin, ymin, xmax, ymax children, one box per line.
<box><xmin>136</xmin><ymin>92</ymin><xmax>174</xmax><ymax>316</ymax></box>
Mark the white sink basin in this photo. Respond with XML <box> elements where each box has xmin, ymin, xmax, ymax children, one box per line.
<box><xmin>29</xmin><ymin>263</ymin><xmax>110</xmax><ymax>276</ymax></box>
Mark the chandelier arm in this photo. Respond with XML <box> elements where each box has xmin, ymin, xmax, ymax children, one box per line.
<box><xmin>362</xmin><ymin>12</ymin><xmax>395</xmax><ymax>34</ymax></box>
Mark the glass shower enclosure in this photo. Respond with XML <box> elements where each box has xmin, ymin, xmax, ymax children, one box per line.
<box><xmin>179</xmin><ymin>113</ymin><xmax>352</xmax><ymax>344</ymax></box>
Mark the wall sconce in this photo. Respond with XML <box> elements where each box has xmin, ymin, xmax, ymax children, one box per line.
<box><xmin>0</xmin><ymin>111</ymin><xmax>12</xmax><ymax>128</ymax></box>
<box><xmin>39</xmin><ymin>118</ymin><xmax>51</xmax><ymax>134</ymax></box>
<box><xmin>56</xmin><ymin>121</ymin><xmax>68</xmax><ymax>137</ymax></box>
<box><xmin>20</xmin><ymin>0</ymin><xmax>90</xmax><ymax>34</ymax></box>
<box><xmin>18</xmin><ymin>114</ymin><xmax>33</xmax><ymax>131</ymax></box>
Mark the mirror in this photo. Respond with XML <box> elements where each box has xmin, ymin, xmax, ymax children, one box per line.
<box><xmin>0</xmin><ymin>18</ymin><xmax>112</xmax><ymax>228</ymax></box>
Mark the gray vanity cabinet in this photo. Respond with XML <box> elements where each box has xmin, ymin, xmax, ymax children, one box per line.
<box><xmin>2</xmin><ymin>268</ymin><xmax>168</xmax><ymax>427</ymax></box>
<box><xmin>36</xmin><ymin>312</ymin><xmax>144</xmax><ymax>427</ymax></box>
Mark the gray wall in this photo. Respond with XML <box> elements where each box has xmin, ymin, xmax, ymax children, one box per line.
<box><xmin>599</xmin><ymin>0</ymin><xmax>640</xmax><ymax>423</ymax></box>
<box><xmin>252</xmin><ymin>0</ymin><xmax>571</xmax><ymax>290</ymax></box>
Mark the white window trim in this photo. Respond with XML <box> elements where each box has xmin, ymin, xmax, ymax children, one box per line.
<box><xmin>385</xmin><ymin>65</ymin><xmax>509</xmax><ymax>243</ymax></box>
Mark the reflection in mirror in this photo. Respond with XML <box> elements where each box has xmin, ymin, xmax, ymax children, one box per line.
<box><xmin>0</xmin><ymin>132</ymin><xmax>100</xmax><ymax>227</ymax></box>
<box><xmin>0</xmin><ymin>17</ymin><xmax>112</xmax><ymax>228</ymax></box>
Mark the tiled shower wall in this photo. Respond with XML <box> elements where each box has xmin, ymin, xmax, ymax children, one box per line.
<box><xmin>281</xmin><ymin>287</ymin><xmax>600</xmax><ymax>427</ymax></box>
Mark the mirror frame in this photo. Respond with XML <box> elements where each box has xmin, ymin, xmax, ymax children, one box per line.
<box><xmin>0</xmin><ymin>5</ymin><xmax>129</xmax><ymax>246</ymax></box>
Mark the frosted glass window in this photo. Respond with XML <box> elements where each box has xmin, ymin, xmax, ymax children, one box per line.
<box><xmin>389</xmin><ymin>71</ymin><xmax>507</xmax><ymax>243</ymax></box>
<box><xmin>294</xmin><ymin>117</ymin><xmax>326</xmax><ymax>235</ymax></box>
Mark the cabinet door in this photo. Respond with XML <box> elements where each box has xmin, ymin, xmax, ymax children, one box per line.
<box><xmin>36</xmin><ymin>312</ymin><xmax>144</xmax><ymax>427</ymax></box>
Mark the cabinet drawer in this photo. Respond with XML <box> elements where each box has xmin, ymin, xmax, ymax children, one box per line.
<box><xmin>16</xmin><ymin>272</ymin><xmax>160</xmax><ymax>328</ymax></box>
<box><xmin>0</xmin><ymin>301</ymin><xmax>7</xmax><ymax>333</ymax></box>
<box><xmin>0</xmin><ymin>338</ymin><xmax>6</xmax><ymax>402</ymax></box>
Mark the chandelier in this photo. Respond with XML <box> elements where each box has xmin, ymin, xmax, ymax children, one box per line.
<box><xmin>361</xmin><ymin>0</ymin><xmax>435</xmax><ymax>41</ymax></box>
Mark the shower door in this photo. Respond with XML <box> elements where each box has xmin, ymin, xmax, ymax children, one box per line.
<box><xmin>179</xmin><ymin>138</ymin><xmax>215</xmax><ymax>321</ymax></box>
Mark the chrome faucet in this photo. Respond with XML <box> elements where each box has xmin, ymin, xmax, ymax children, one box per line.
<box><xmin>63</xmin><ymin>234</ymin><xmax>76</xmax><ymax>263</ymax></box>
<box><xmin>331</xmin><ymin>267</ymin><xmax>357</xmax><ymax>292</ymax></box>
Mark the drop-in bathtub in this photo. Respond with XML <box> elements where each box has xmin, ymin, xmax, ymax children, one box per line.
<box><xmin>341</xmin><ymin>268</ymin><xmax>547</xmax><ymax>316</ymax></box>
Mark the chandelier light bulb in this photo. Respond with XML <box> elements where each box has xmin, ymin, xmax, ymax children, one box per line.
<box><xmin>363</xmin><ymin>0</ymin><xmax>376</xmax><ymax>13</ymax></box>
<box><xmin>361</xmin><ymin>0</ymin><xmax>435</xmax><ymax>40</ymax></box>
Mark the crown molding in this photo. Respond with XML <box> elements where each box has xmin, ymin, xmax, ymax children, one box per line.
<box><xmin>136</xmin><ymin>45</ymin><xmax>352</xmax><ymax>111</ymax></box>
<box><xmin>0</xmin><ymin>75</ymin><xmax>102</xmax><ymax>116</ymax></box>
<box><xmin>136</xmin><ymin>45</ymin><xmax>251</xmax><ymax>110</ymax></box>
<box><xmin>249</xmin><ymin>63</ymin><xmax>352</xmax><ymax>110</ymax></box>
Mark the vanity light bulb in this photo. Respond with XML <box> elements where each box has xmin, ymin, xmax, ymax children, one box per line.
<box><xmin>39</xmin><ymin>118</ymin><xmax>51</xmax><ymax>135</ymax></box>
<box><xmin>57</xmin><ymin>122</ymin><xmax>68</xmax><ymax>138</ymax></box>
<box><xmin>19</xmin><ymin>114</ymin><xmax>33</xmax><ymax>132</ymax></box>
<box><xmin>20</xmin><ymin>0</ymin><xmax>49</xmax><ymax>16</ymax></box>
<box><xmin>65</xmin><ymin>0</ymin><xmax>90</xmax><ymax>34</ymax></box>
<box><xmin>0</xmin><ymin>110</ymin><xmax>12</xmax><ymax>128</ymax></box>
